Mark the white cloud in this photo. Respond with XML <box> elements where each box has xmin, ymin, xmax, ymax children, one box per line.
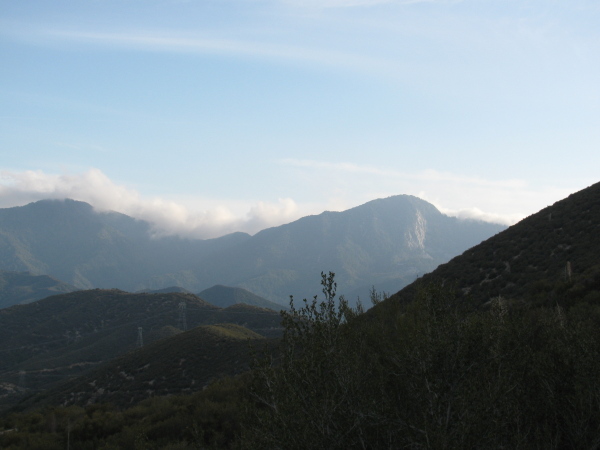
<box><xmin>0</xmin><ymin>169</ymin><xmax>304</xmax><ymax>239</ymax></box>
<box><xmin>0</xmin><ymin>166</ymin><xmax>583</xmax><ymax>239</ymax></box>
<box><xmin>434</xmin><ymin>207</ymin><xmax>522</xmax><ymax>226</ymax></box>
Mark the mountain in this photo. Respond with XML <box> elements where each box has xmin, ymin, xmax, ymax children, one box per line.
<box><xmin>198</xmin><ymin>285</ymin><xmax>288</xmax><ymax>310</ymax></box>
<box><xmin>0</xmin><ymin>198</ymin><xmax>250</xmax><ymax>291</ymax></box>
<box><xmin>376</xmin><ymin>181</ymin><xmax>600</xmax><ymax>312</ymax></box>
<box><xmin>0</xmin><ymin>270</ymin><xmax>78</xmax><ymax>309</ymax></box>
<box><xmin>190</xmin><ymin>195</ymin><xmax>506</xmax><ymax>303</ymax></box>
<box><xmin>0</xmin><ymin>196</ymin><xmax>505</xmax><ymax>304</ymax></box>
<box><xmin>0</xmin><ymin>289</ymin><xmax>281</xmax><ymax>410</ymax></box>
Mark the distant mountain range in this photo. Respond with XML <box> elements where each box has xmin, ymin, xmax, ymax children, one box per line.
<box><xmin>0</xmin><ymin>196</ymin><xmax>505</xmax><ymax>305</ymax></box>
<box><xmin>0</xmin><ymin>199</ymin><xmax>248</xmax><ymax>291</ymax></box>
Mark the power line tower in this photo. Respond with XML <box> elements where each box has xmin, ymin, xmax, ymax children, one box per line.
<box><xmin>178</xmin><ymin>301</ymin><xmax>187</xmax><ymax>331</ymax></box>
<box><xmin>137</xmin><ymin>327</ymin><xmax>144</xmax><ymax>348</ymax></box>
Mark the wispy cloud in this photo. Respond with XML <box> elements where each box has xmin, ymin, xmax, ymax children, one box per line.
<box><xmin>281</xmin><ymin>158</ymin><xmax>526</xmax><ymax>189</ymax></box>
<box><xmin>1</xmin><ymin>20</ymin><xmax>419</xmax><ymax>84</ymax></box>
<box><xmin>17</xmin><ymin>28</ymin><xmax>394</xmax><ymax>75</ymax></box>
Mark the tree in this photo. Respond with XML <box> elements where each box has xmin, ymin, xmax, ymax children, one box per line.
<box><xmin>244</xmin><ymin>272</ymin><xmax>384</xmax><ymax>449</ymax></box>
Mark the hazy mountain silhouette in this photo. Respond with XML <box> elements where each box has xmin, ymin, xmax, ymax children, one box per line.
<box><xmin>0</xmin><ymin>199</ymin><xmax>250</xmax><ymax>291</ymax></box>
<box><xmin>189</xmin><ymin>195</ymin><xmax>505</xmax><ymax>303</ymax></box>
<box><xmin>0</xmin><ymin>270</ymin><xmax>78</xmax><ymax>309</ymax></box>
<box><xmin>0</xmin><ymin>196</ymin><xmax>505</xmax><ymax>305</ymax></box>
<box><xmin>198</xmin><ymin>285</ymin><xmax>288</xmax><ymax>310</ymax></box>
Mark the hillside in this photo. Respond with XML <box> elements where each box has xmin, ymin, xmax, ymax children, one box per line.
<box><xmin>0</xmin><ymin>270</ymin><xmax>78</xmax><ymax>309</ymax></box>
<box><xmin>22</xmin><ymin>324</ymin><xmax>266</xmax><ymax>409</ymax></box>
<box><xmin>198</xmin><ymin>285</ymin><xmax>288</xmax><ymax>310</ymax></box>
<box><xmin>137</xmin><ymin>286</ymin><xmax>193</xmax><ymax>294</ymax></box>
<box><xmin>0</xmin><ymin>289</ymin><xmax>281</xmax><ymax>410</ymax></box>
<box><xmin>375</xmin><ymin>181</ymin><xmax>600</xmax><ymax>313</ymax></box>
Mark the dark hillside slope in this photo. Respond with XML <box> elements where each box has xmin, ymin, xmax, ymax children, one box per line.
<box><xmin>377</xmin><ymin>181</ymin><xmax>600</xmax><ymax>312</ymax></box>
<box><xmin>0</xmin><ymin>270</ymin><xmax>78</xmax><ymax>309</ymax></box>
<box><xmin>0</xmin><ymin>290</ymin><xmax>281</xmax><ymax>410</ymax></box>
<box><xmin>195</xmin><ymin>195</ymin><xmax>505</xmax><ymax>303</ymax></box>
<box><xmin>26</xmin><ymin>324</ymin><xmax>265</xmax><ymax>409</ymax></box>
<box><xmin>137</xmin><ymin>286</ymin><xmax>193</xmax><ymax>294</ymax></box>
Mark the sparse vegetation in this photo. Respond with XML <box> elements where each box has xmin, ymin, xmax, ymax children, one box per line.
<box><xmin>4</xmin><ymin>275</ymin><xmax>600</xmax><ymax>449</ymax></box>
<box><xmin>0</xmin><ymin>290</ymin><xmax>282</xmax><ymax>411</ymax></box>
<box><xmin>243</xmin><ymin>275</ymin><xmax>600</xmax><ymax>449</ymax></box>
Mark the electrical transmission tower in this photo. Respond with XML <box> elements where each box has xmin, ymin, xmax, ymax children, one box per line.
<box><xmin>137</xmin><ymin>327</ymin><xmax>144</xmax><ymax>348</ymax></box>
<box><xmin>178</xmin><ymin>301</ymin><xmax>187</xmax><ymax>331</ymax></box>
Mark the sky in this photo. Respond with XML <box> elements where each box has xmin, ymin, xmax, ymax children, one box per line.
<box><xmin>1</xmin><ymin>0</ymin><xmax>599</xmax><ymax>238</ymax></box>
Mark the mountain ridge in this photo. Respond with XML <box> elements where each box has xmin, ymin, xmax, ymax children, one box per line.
<box><xmin>194</xmin><ymin>194</ymin><xmax>505</xmax><ymax>302</ymax></box>
<box><xmin>0</xmin><ymin>196</ymin><xmax>505</xmax><ymax>305</ymax></box>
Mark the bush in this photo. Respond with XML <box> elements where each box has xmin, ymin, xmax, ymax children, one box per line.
<box><xmin>244</xmin><ymin>276</ymin><xmax>600</xmax><ymax>449</ymax></box>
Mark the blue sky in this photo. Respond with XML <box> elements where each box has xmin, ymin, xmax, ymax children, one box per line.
<box><xmin>1</xmin><ymin>0</ymin><xmax>599</xmax><ymax>238</ymax></box>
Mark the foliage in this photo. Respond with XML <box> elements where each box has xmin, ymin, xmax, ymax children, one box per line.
<box><xmin>0</xmin><ymin>290</ymin><xmax>281</xmax><ymax>411</ymax></box>
<box><xmin>244</xmin><ymin>272</ymin><xmax>382</xmax><ymax>449</ymax></box>
<box><xmin>244</xmin><ymin>274</ymin><xmax>600</xmax><ymax>449</ymax></box>
<box><xmin>0</xmin><ymin>376</ymin><xmax>247</xmax><ymax>449</ymax></box>
<box><xmin>5</xmin><ymin>273</ymin><xmax>600</xmax><ymax>448</ymax></box>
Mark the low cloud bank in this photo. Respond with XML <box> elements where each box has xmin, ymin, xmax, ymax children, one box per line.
<box><xmin>0</xmin><ymin>169</ymin><xmax>303</xmax><ymax>239</ymax></box>
<box><xmin>436</xmin><ymin>206</ymin><xmax>521</xmax><ymax>226</ymax></box>
<box><xmin>0</xmin><ymin>167</ymin><xmax>559</xmax><ymax>239</ymax></box>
